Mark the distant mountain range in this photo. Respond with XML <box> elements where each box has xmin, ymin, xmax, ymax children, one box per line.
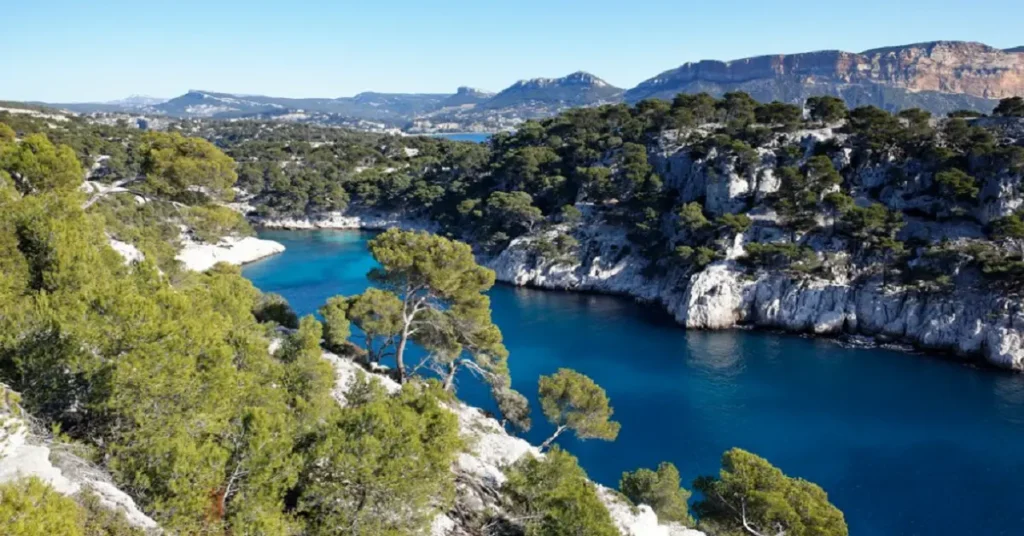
<box><xmin>31</xmin><ymin>41</ymin><xmax>1024</xmax><ymax>132</ymax></box>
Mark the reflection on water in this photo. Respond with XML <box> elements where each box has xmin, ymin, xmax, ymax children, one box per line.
<box><xmin>686</xmin><ymin>331</ymin><xmax>745</xmax><ymax>377</ymax></box>
<box><xmin>993</xmin><ymin>374</ymin><xmax>1024</xmax><ymax>425</ymax></box>
<box><xmin>244</xmin><ymin>229</ymin><xmax>1024</xmax><ymax>536</ymax></box>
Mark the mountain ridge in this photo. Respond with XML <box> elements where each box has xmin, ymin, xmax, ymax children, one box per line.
<box><xmin>481</xmin><ymin>71</ymin><xmax>622</xmax><ymax>110</ymax></box>
<box><xmin>30</xmin><ymin>40</ymin><xmax>1024</xmax><ymax>129</ymax></box>
<box><xmin>624</xmin><ymin>40</ymin><xmax>1023</xmax><ymax>113</ymax></box>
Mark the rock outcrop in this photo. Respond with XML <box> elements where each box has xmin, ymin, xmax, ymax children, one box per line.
<box><xmin>0</xmin><ymin>385</ymin><xmax>159</xmax><ymax>531</ymax></box>
<box><xmin>478</xmin><ymin>123</ymin><xmax>1024</xmax><ymax>370</ymax></box>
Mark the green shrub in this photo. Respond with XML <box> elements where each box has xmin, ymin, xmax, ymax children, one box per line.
<box><xmin>742</xmin><ymin>242</ymin><xmax>821</xmax><ymax>273</ymax></box>
<box><xmin>185</xmin><ymin>204</ymin><xmax>254</xmax><ymax>243</ymax></box>
<box><xmin>620</xmin><ymin>462</ymin><xmax>694</xmax><ymax>525</ymax></box>
<box><xmin>502</xmin><ymin>448</ymin><xmax>618</xmax><ymax>536</ymax></box>
<box><xmin>0</xmin><ymin>477</ymin><xmax>85</xmax><ymax>536</ymax></box>
<box><xmin>297</xmin><ymin>376</ymin><xmax>461</xmax><ymax>535</ymax></box>
<box><xmin>253</xmin><ymin>292</ymin><xmax>299</xmax><ymax>328</ymax></box>
<box><xmin>694</xmin><ymin>448</ymin><xmax>848</xmax><ymax>536</ymax></box>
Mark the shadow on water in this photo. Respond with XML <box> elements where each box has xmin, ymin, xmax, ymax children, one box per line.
<box><xmin>244</xmin><ymin>229</ymin><xmax>1024</xmax><ymax>536</ymax></box>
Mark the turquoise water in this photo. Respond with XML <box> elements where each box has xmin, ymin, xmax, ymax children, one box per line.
<box><xmin>242</xmin><ymin>230</ymin><xmax>1024</xmax><ymax>536</ymax></box>
<box><xmin>431</xmin><ymin>132</ymin><xmax>491</xmax><ymax>143</ymax></box>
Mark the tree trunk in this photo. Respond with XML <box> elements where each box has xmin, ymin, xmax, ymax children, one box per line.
<box><xmin>442</xmin><ymin>361</ymin><xmax>460</xmax><ymax>391</ymax></box>
<box><xmin>395</xmin><ymin>329</ymin><xmax>409</xmax><ymax>383</ymax></box>
<box><xmin>539</xmin><ymin>425</ymin><xmax>567</xmax><ymax>451</ymax></box>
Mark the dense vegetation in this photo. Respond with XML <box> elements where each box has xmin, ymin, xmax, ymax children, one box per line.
<box><xmin>8</xmin><ymin>92</ymin><xmax>1023</xmax><ymax>295</ymax></box>
<box><xmin>0</xmin><ymin>477</ymin><xmax>145</xmax><ymax>536</ymax></box>
<box><xmin>1</xmin><ymin>102</ymin><xmax>858</xmax><ymax>535</ymax></box>
<box><xmin>0</xmin><ymin>128</ymin><xmax>464</xmax><ymax>535</ymax></box>
<box><xmin>196</xmin><ymin>94</ymin><xmax>1024</xmax><ymax>295</ymax></box>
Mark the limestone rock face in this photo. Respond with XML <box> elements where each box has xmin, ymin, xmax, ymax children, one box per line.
<box><xmin>861</xmin><ymin>41</ymin><xmax>1024</xmax><ymax>99</ymax></box>
<box><xmin>597</xmin><ymin>486</ymin><xmax>706</xmax><ymax>536</ymax></box>
<box><xmin>483</xmin><ymin>221</ymin><xmax>1024</xmax><ymax>370</ymax></box>
<box><xmin>677</xmin><ymin>264</ymin><xmax>752</xmax><ymax>329</ymax></box>
<box><xmin>488</xmin><ymin>223</ymin><xmax>667</xmax><ymax>301</ymax></box>
<box><xmin>0</xmin><ymin>385</ymin><xmax>159</xmax><ymax>531</ymax></box>
<box><xmin>473</xmin><ymin>124</ymin><xmax>1023</xmax><ymax>370</ymax></box>
<box><xmin>627</xmin><ymin>41</ymin><xmax>1024</xmax><ymax>113</ymax></box>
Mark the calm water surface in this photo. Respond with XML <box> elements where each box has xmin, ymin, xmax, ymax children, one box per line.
<box><xmin>242</xmin><ymin>229</ymin><xmax>1024</xmax><ymax>536</ymax></box>
<box><xmin>430</xmin><ymin>132</ymin><xmax>491</xmax><ymax>143</ymax></box>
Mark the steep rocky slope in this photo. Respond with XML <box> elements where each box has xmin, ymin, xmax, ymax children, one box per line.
<box><xmin>626</xmin><ymin>41</ymin><xmax>1024</xmax><ymax>113</ymax></box>
<box><xmin>485</xmin><ymin>216</ymin><xmax>1024</xmax><ymax>370</ymax></box>
<box><xmin>0</xmin><ymin>385</ymin><xmax>159</xmax><ymax>531</ymax></box>
<box><xmin>263</xmin><ymin>206</ymin><xmax>1023</xmax><ymax>371</ymax></box>
<box><xmin>483</xmin><ymin>121</ymin><xmax>1024</xmax><ymax>370</ymax></box>
<box><xmin>253</xmin><ymin>116</ymin><xmax>1024</xmax><ymax>371</ymax></box>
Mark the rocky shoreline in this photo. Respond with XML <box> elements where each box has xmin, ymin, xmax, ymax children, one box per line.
<box><xmin>490</xmin><ymin>227</ymin><xmax>1024</xmax><ymax>371</ymax></box>
<box><xmin>253</xmin><ymin>209</ymin><xmax>1024</xmax><ymax>371</ymax></box>
<box><xmin>323</xmin><ymin>351</ymin><xmax>704</xmax><ymax>536</ymax></box>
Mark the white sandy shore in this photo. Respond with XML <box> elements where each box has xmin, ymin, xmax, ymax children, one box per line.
<box><xmin>176</xmin><ymin>236</ymin><xmax>285</xmax><ymax>272</ymax></box>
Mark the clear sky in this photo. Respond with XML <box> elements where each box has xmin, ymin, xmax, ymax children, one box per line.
<box><xmin>3</xmin><ymin>0</ymin><xmax>1022</xmax><ymax>102</ymax></box>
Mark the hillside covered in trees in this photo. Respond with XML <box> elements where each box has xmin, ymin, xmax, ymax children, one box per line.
<box><xmin>8</xmin><ymin>91</ymin><xmax>1024</xmax><ymax>368</ymax></box>
<box><xmin>208</xmin><ymin>93</ymin><xmax>1024</xmax><ymax>369</ymax></box>
<box><xmin>0</xmin><ymin>109</ymin><xmax>854</xmax><ymax>535</ymax></box>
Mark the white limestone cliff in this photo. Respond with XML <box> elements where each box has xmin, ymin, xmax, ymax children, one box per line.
<box><xmin>0</xmin><ymin>385</ymin><xmax>159</xmax><ymax>531</ymax></box>
<box><xmin>485</xmin><ymin>226</ymin><xmax>1024</xmax><ymax>370</ymax></box>
<box><xmin>256</xmin><ymin>202</ymin><xmax>1022</xmax><ymax>371</ymax></box>
<box><xmin>254</xmin><ymin>209</ymin><xmax>437</xmax><ymax>233</ymax></box>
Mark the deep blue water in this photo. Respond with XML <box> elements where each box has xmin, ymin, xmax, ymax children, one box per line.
<box><xmin>430</xmin><ymin>132</ymin><xmax>491</xmax><ymax>143</ymax></box>
<box><xmin>242</xmin><ymin>229</ymin><xmax>1024</xmax><ymax>536</ymax></box>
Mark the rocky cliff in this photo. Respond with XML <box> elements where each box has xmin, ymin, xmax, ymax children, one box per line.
<box><xmin>256</xmin><ymin>206</ymin><xmax>1024</xmax><ymax>371</ymax></box>
<box><xmin>626</xmin><ymin>41</ymin><xmax>1024</xmax><ymax>114</ymax></box>
<box><xmin>486</xmin><ymin>223</ymin><xmax>1024</xmax><ymax>370</ymax></box>
<box><xmin>255</xmin><ymin>118</ymin><xmax>1024</xmax><ymax>372</ymax></box>
<box><xmin>483</xmin><ymin>121</ymin><xmax>1024</xmax><ymax>371</ymax></box>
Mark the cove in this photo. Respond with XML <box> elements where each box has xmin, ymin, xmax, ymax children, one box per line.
<box><xmin>242</xmin><ymin>229</ymin><xmax>1024</xmax><ymax>536</ymax></box>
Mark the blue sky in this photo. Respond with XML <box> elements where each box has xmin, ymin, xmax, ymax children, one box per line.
<box><xmin>3</xmin><ymin>0</ymin><xmax>1022</xmax><ymax>102</ymax></box>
